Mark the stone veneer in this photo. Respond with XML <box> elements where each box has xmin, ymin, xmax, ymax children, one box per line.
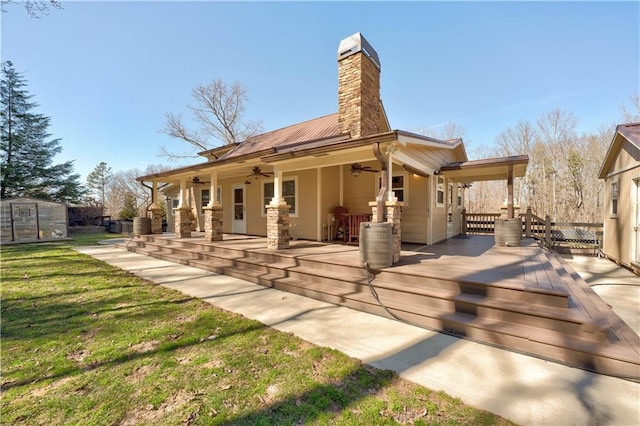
<box><xmin>369</xmin><ymin>201</ymin><xmax>403</xmax><ymax>263</ymax></box>
<box><xmin>149</xmin><ymin>207</ymin><xmax>164</xmax><ymax>234</ymax></box>
<box><xmin>337</xmin><ymin>51</ymin><xmax>380</xmax><ymax>138</ymax></box>
<box><xmin>266</xmin><ymin>204</ymin><xmax>290</xmax><ymax>250</ymax></box>
<box><xmin>173</xmin><ymin>207</ymin><xmax>192</xmax><ymax>238</ymax></box>
<box><xmin>203</xmin><ymin>205</ymin><xmax>223</xmax><ymax>242</ymax></box>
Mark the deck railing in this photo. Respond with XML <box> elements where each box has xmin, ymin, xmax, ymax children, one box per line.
<box><xmin>461</xmin><ymin>208</ymin><xmax>603</xmax><ymax>255</ymax></box>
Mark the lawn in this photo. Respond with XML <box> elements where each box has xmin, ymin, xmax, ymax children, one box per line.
<box><xmin>1</xmin><ymin>234</ymin><xmax>514</xmax><ymax>425</ymax></box>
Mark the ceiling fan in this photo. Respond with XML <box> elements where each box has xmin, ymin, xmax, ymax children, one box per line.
<box><xmin>246</xmin><ymin>166</ymin><xmax>273</xmax><ymax>179</ymax></box>
<box><xmin>350</xmin><ymin>163</ymin><xmax>379</xmax><ymax>177</ymax></box>
<box><xmin>191</xmin><ymin>176</ymin><xmax>210</xmax><ymax>185</ymax></box>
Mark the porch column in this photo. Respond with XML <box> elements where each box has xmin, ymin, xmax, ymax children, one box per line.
<box><xmin>507</xmin><ymin>165</ymin><xmax>514</xmax><ymax>219</ymax></box>
<box><xmin>149</xmin><ymin>181</ymin><xmax>163</xmax><ymax>234</ymax></box>
<box><xmin>174</xmin><ymin>177</ymin><xmax>191</xmax><ymax>238</ymax></box>
<box><xmin>266</xmin><ymin>168</ymin><xmax>290</xmax><ymax>250</ymax></box>
<box><xmin>266</xmin><ymin>205</ymin><xmax>290</xmax><ymax>250</ymax></box>
<box><xmin>203</xmin><ymin>205</ymin><xmax>223</xmax><ymax>241</ymax></box>
<box><xmin>369</xmin><ymin>200</ymin><xmax>403</xmax><ymax>264</ymax></box>
<box><xmin>203</xmin><ymin>171</ymin><xmax>223</xmax><ymax>241</ymax></box>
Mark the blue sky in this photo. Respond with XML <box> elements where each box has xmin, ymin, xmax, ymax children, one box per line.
<box><xmin>2</xmin><ymin>1</ymin><xmax>638</xmax><ymax>181</ymax></box>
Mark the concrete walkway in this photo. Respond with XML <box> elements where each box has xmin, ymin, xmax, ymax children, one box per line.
<box><xmin>77</xmin><ymin>244</ymin><xmax>640</xmax><ymax>426</ymax></box>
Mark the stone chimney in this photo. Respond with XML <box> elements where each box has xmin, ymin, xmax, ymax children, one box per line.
<box><xmin>337</xmin><ymin>33</ymin><xmax>381</xmax><ymax>139</ymax></box>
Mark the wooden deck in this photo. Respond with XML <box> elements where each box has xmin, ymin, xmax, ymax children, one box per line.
<box><xmin>121</xmin><ymin>233</ymin><xmax>640</xmax><ymax>380</ymax></box>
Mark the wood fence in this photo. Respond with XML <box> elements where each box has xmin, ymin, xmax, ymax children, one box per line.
<box><xmin>462</xmin><ymin>208</ymin><xmax>603</xmax><ymax>255</ymax></box>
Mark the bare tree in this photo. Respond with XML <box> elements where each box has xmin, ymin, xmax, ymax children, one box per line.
<box><xmin>161</xmin><ymin>79</ymin><xmax>262</xmax><ymax>159</ymax></box>
<box><xmin>1</xmin><ymin>0</ymin><xmax>61</xmax><ymax>17</ymax></box>
<box><xmin>620</xmin><ymin>93</ymin><xmax>640</xmax><ymax>123</ymax></box>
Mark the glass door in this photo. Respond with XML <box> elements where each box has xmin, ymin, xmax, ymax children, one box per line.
<box><xmin>232</xmin><ymin>185</ymin><xmax>246</xmax><ymax>234</ymax></box>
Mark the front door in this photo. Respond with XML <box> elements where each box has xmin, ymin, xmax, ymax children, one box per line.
<box><xmin>11</xmin><ymin>203</ymin><xmax>39</xmax><ymax>241</ymax></box>
<box><xmin>232</xmin><ymin>185</ymin><xmax>246</xmax><ymax>234</ymax></box>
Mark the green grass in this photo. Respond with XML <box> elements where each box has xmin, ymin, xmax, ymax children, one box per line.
<box><xmin>1</xmin><ymin>234</ymin><xmax>516</xmax><ymax>425</ymax></box>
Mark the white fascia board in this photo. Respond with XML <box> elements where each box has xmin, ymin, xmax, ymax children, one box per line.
<box><xmin>393</xmin><ymin>151</ymin><xmax>436</xmax><ymax>176</ymax></box>
<box><xmin>396</xmin><ymin>133</ymin><xmax>460</xmax><ymax>150</ymax></box>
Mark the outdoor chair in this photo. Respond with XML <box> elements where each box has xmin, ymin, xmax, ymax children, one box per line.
<box><xmin>334</xmin><ymin>206</ymin><xmax>348</xmax><ymax>241</ymax></box>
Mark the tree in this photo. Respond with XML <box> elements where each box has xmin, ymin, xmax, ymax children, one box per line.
<box><xmin>87</xmin><ymin>161</ymin><xmax>112</xmax><ymax>212</ymax></box>
<box><xmin>1</xmin><ymin>61</ymin><xmax>84</xmax><ymax>203</ymax></box>
<box><xmin>1</xmin><ymin>0</ymin><xmax>62</xmax><ymax>18</ymax></box>
<box><xmin>160</xmin><ymin>79</ymin><xmax>263</xmax><ymax>158</ymax></box>
<box><xmin>620</xmin><ymin>93</ymin><xmax>640</xmax><ymax>123</ymax></box>
<box><xmin>118</xmin><ymin>192</ymin><xmax>138</xmax><ymax>220</ymax></box>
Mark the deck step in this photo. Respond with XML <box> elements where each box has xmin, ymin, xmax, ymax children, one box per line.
<box><xmin>118</xmin><ymin>235</ymin><xmax>640</xmax><ymax>379</ymax></box>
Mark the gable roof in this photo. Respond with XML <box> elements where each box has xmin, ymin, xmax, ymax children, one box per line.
<box><xmin>439</xmin><ymin>155</ymin><xmax>529</xmax><ymax>183</ymax></box>
<box><xmin>598</xmin><ymin>122</ymin><xmax>640</xmax><ymax>179</ymax></box>
<box><xmin>198</xmin><ymin>113</ymin><xmax>347</xmax><ymax>162</ymax></box>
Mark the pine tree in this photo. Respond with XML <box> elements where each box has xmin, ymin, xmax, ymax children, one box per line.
<box><xmin>0</xmin><ymin>61</ymin><xmax>84</xmax><ymax>203</ymax></box>
<box><xmin>86</xmin><ymin>161</ymin><xmax>112</xmax><ymax>212</ymax></box>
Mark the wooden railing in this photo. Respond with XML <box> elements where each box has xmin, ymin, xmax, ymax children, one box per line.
<box><xmin>461</xmin><ymin>208</ymin><xmax>603</xmax><ymax>255</ymax></box>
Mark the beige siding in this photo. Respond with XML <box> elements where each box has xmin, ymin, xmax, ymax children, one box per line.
<box><xmin>402</xmin><ymin>174</ymin><xmax>428</xmax><ymax>244</ymax></box>
<box><xmin>342</xmin><ymin>161</ymin><xmax>379</xmax><ymax>213</ymax></box>
<box><xmin>288</xmin><ymin>169</ymin><xmax>318</xmax><ymax>240</ymax></box>
<box><xmin>602</xmin><ymin>138</ymin><xmax>640</xmax><ymax>271</ymax></box>
<box><xmin>322</xmin><ymin>166</ymin><xmax>341</xmax><ymax>238</ymax></box>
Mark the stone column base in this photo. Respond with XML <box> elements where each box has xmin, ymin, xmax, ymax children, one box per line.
<box><xmin>203</xmin><ymin>205</ymin><xmax>223</xmax><ymax>241</ymax></box>
<box><xmin>266</xmin><ymin>204</ymin><xmax>290</xmax><ymax>251</ymax></box>
<box><xmin>149</xmin><ymin>208</ymin><xmax>163</xmax><ymax>234</ymax></box>
<box><xmin>369</xmin><ymin>201</ymin><xmax>404</xmax><ymax>263</ymax></box>
<box><xmin>173</xmin><ymin>207</ymin><xmax>192</xmax><ymax>238</ymax></box>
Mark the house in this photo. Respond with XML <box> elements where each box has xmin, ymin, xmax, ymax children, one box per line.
<box><xmin>0</xmin><ymin>197</ymin><xmax>68</xmax><ymax>243</ymax></box>
<box><xmin>598</xmin><ymin>123</ymin><xmax>640</xmax><ymax>274</ymax></box>
<box><xmin>137</xmin><ymin>33</ymin><xmax>527</xmax><ymax>259</ymax></box>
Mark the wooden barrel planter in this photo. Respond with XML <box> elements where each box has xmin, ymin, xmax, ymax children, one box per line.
<box><xmin>359</xmin><ymin>222</ymin><xmax>393</xmax><ymax>270</ymax></box>
<box><xmin>133</xmin><ymin>217</ymin><xmax>151</xmax><ymax>235</ymax></box>
<box><xmin>494</xmin><ymin>218</ymin><xmax>522</xmax><ymax>247</ymax></box>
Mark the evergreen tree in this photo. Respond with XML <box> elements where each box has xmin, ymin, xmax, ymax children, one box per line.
<box><xmin>86</xmin><ymin>161</ymin><xmax>112</xmax><ymax>211</ymax></box>
<box><xmin>118</xmin><ymin>192</ymin><xmax>138</xmax><ymax>220</ymax></box>
<box><xmin>1</xmin><ymin>61</ymin><xmax>84</xmax><ymax>202</ymax></box>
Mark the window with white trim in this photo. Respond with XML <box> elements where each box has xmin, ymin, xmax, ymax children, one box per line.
<box><xmin>436</xmin><ymin>175</ymin><xmax>445</xmax><ymax>207</ymax></box>
<box><xmin>457</xmin><ymin>185</ymin><xmax>463</xmax><ymax>208</ymax></box>
<box><xmin>262</xmin><ymin>177</ymin><xmax>298</xmax><ymax>216</ymax></box>
<box><xmin>201</xmin><ymin>189</ymin><xmax>210</xmax><ymax>213</ymax></box>
<box><xmin>611</xmin><ymin>181</ymin><xmax>618</xmax><ymax>217</ymax></box>
<box><xmin>377</xmin><ymin>173</ymin><xmax>406</xmax><ymax>203</ymax></box>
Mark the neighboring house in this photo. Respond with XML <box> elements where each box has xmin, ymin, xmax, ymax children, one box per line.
<box><xmin>0</xmin><ymin>197</ymin><xmax>68</xmax><ymax>243</ymax></box>
<box><xmin>598</xmin><ymin>123</ymin><xmax>640</xmax><ymax>274</ymax></box>
<box><xmin>138</xmin><ymin>33</ymin><xmax>527</xmax><ymax>251</ymax></box>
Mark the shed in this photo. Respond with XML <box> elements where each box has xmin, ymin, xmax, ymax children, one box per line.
<box><xmin>598</xmin><ymin>122</ymin><xmax>640</xmax><ymax>274</ymax></box>
<box><xmin>0</xmin><ymin>197</ymin><xmax>69</xmax><ymax>243</ymax></box>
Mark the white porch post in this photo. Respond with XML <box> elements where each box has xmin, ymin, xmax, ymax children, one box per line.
<box><xmin>149</xmin><ymin>181</ymin><xmax>163</xmax><ymax>234</ymax></box>
<box><xmin>267</xmin><ymin>167</ymin><xmax>290</xmax><ymax>250</ymax></box>
<box><xmin>174</xmin><ymin>176</ymin><xmax>191</xmax><ymax>238</ymax></box>
<box><xmin>208</xmin><ymin>171</ymin><xmax>219</xmax><ymax>206</ymax></box>
<box><xmin>178</xmin><ymin>177</ymin><xmax>187</xmax><ymax>208</ymax></box>
<box><xmin>204</xmin><ymin>171</ymin><xmax>222</xmax><ymax>241</ymax></box>
<box><xmin>270</xmin><ymin>168</ymin><xmax>285</xmax><ymax>206</ymax></box>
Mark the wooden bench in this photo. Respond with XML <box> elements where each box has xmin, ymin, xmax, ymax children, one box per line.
<box><xmin>552</xmin><ymin>228</ymin><xmax>601</xmax><ymax>256</ymax></box>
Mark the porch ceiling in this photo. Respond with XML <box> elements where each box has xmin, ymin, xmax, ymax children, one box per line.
<box><xmin>439</xmin><ymin>155</ymin><xmax>528</xmax><ymax>183</ymax></box>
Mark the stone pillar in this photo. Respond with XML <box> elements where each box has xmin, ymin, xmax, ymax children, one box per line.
<box><xmin>266</xmin><ymin>204</ymin><xmax>290</xmax><ymax>251</ymax></box>
<box><xmin>369</xmin><ymin>200</ymin><xmax>403</xmax><ymax>264</ymax></box>
<box><xmin>174</xmin><ymin>207</ymin><xmax>192</xmax><ymax>238</ymax></box>
<box><xmin>203</xmin><ymin>205</ymin><xmax>223</xmax><ymax>242</ymax></box>
<box><xmin>385</xmin><ymin>201</ymin><xmax>403</xmax><ymax>264</ymax></box>
<box><xmin>149</xmin><ymin>207</ymin><xmax>164</xmax><ymax>234</ymax></box>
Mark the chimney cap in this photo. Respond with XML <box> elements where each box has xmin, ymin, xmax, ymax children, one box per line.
<box><xmin>337</xmin><ymin>32</ymin><xmax>381</xmax><ymax>70</ymax></box>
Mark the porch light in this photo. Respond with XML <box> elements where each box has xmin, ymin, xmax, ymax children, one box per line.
<box><xmin>351</xmin><ymin>169</ymin><xmax>361</xmax><ymax>177</ymax></box>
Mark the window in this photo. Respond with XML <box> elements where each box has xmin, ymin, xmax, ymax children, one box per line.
<box><xmin>457</xmin><ymin>186</ymin><xmax>463</xmax><ymax>208</ymax></box>
<box><xmin>611</xmin><ymin>182</ymin><xmax>618</xmax><ymax>217</ymax></box>
<box><xmin>172</xmin><ymin>199</ymin><xmax>179</xmax><ymax>209</ymax></box>
<box><xmin>201</xmin><ymin>189</ymin><xmax>210</xmax><ymax>213</ymax></box>
<box><xmin>448</xmin><ymin>183</ymin><xmax>454</xmax><ymax>206</ymax></box>
<box><xmin>377</xmin><ymin>173</ymin><xmax>406</xmax><ymax>202</ymax></box>
<box><xmin>436</xmin><ymin>175</ymin><xmax>445</xmax><ymax>207</ymax></box>
<box><xmin>263</xmin><ymin>178</ymin><xmax>297</xmax><ymax>216</ymax></box>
